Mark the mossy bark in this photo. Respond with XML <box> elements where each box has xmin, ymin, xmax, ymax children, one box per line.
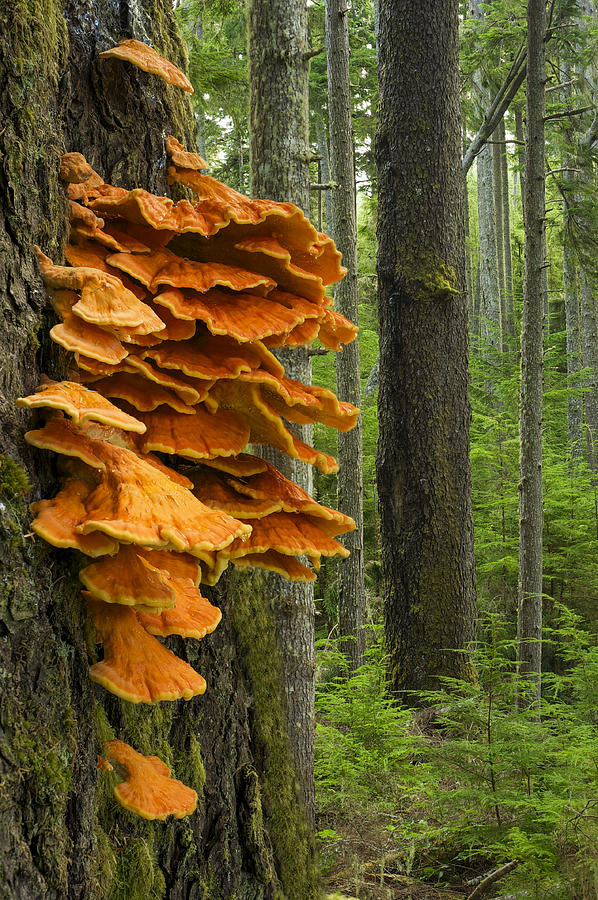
<box><xmin>0</xmin><ymin>2</ymin><xmax>319</xmax><ymax>896</ymax></box>
<box><xmin>376</xmin><ymin>0</ymin><xmax>476</xmax><ymax>696</ymax></box>
<box><xmin>325</xmin><ymin>0</ymin><xmax>365</xmax><ymax>672</ymax></box>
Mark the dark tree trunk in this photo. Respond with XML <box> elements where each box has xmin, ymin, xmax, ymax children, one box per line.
<box><xmin>517</xmin><ymin>0</ymin><xmax>546</xmax><ymax>706</ymax></box>
<box><xmin>376</xmin><ymin>0</ymin><xmax>476</xmax><ymax>696</ymax></box>
<box><xmin>0</xmin><ymin>2</ymin><xmax>319</xmax><ymax>897</ymax></box>
<box><xmin>325</xmin><ymin>0</ymin><xmax>366</xmax><ymax>672</ymax></box>
<box><xmin>247</xmin><ymin>0</ymin><xmax>318</xmax><ymax>830</ymax></box>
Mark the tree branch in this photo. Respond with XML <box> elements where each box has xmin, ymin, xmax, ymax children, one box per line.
<box><xmin>466</xmin><ymin>860</ymin><xmax>519</xmax><ymax>900</ymax></box>
<box><xmin>545</xmin><ymin>105</ymin><xmax>594</xmax><ymax>121</ymax></box>
<box><xmin>463</xmin><ymin>55</ymin><xmax>527</xmax><ymax>174</ymax></box>
<box><xmin>303</xmin><ymin>46</ymin><xmax>325</xmax><ymax>60</ymax></box>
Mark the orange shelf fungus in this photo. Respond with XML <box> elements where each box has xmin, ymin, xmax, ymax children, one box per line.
<box><xmin>134</xmin><ymin>404</ymin><xmax>250</xmax><ymax>460</ymax></box>
<box><xmin>20</xmin><ymin>134</ymin><xmax>360</xmax><ymax>820</ymax></box>
<box><xmin>17</xmin><ymin>380</ymin><xmax>146</xmax><ymax>433</ymax></box>
<box><xmin>36</xmin><ymin>248</ymin><xmax>163</xmax><ymax>332</ymax></box>
<box><xmin>80</xmin><ymin>545</ymin><xmax>177</xmax><ymax>610</ymax></box>
<box><xmin>99</xmin><ymin>39</ymin><xmax>194</xmax><ymax>93</ymax></box>
<box><xmin>232</xmin><ymin>550</ymin><xmax>317</xmax><ymax>583</ymax></box>
<box><xmin>68</xmin><ymin>440</ymin><xmax>251</xmax><ymax>554</ymax></box>
<box><xmin>135</xmin><ymin>548</ymin><xmax>202</xmax><ymax>587</ymax></box>
<box><xmin>166</xmin><ymin>135</ymin><xmax>207</xmax><ymax>171</ymax></box>
<box><xmin>102</xmin><ymin>740</ymin><xmax>197</xmax><ymax>820</ymax></box>
<box><xmin>25</xmin><ymin>417</ymin><xmax>108</xmax><ymax>470</ymax></box>
<box><xmin>151</xmin><ymin>287</ymin><xmax>311</xmax><ymax>344</ymax></box>
<box><xmin>89</xmin><ymin>373</ymin><xmax>195</xmax><ymax>416</ymax></box>
<box><xmin>136</xmin><ymin>575</ymin><xmax>222</xmax><ymax>640</ymax></box>
<box><xmin>87</xmin><ymin>595</ymin><xmax>206</xmax><ymax>703</ymax></box>
<box><xmin>50</xmin><ymin>290</ymin><xmax>129</xmax><ymax>365</ymax></box>
<box><xmin>30</xmin><ymin>479</ymin><xmax>119</xmax><ymax>557</ymax></box>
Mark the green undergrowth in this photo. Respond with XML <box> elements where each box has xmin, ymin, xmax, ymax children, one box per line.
<box><xmin>316</xmin><ymin>611</ymin><xmax>598</xmax><ymax>898</ymax></box>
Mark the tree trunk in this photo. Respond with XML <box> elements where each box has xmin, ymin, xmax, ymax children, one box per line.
<box><xmin>499</xmin><ymin>117</ymin><xmax>515</xmax><ymax>339</ymax></box>
<box><xmin>325</xmin><ymin>0</ymin><xmax>366</xmax><ymax>672</ymax></box>
<box><xmin>376</xmin><ymin>0</ymin><xmax>476</xmax><ymax>696</ymax></box>
<box><xmin>563</xmin><ymin>237</ymin><xmax>583</xmax><ymax>458</ymax></box>
<box><xmin>464</xmin><ymin>137</ymin><xmax>475</xmax><ymax>332</ymax></box>
<box><xmin>0</xmin><ymin>2</ymin><xmax>319</xmax><ymax>897</ymax></box>
<box><xmin>248</xmin><ymin>0</ymin><xmax>317</xmax><ymax>829</ymax></box>
<box><xmin>517</xmin><ymin>0</ymin><xmax>545</xmax><ymax>706</ymax></box>
<box><xmin>470</xmin><ymin>2</ymin><xmax>502</xmax><ymax>351</ymax></box>
<box><xmin>315</xmin><ymin>117</ymin><xmax>333</xmax><ymax>233</ymax></box>
<box><xmin>579</xmin><ymin>270</ymin><xmax>598</xmax><ymax>471</ymax></box>
<box><xmin>492</xmin><ymin>130</ymin><xmax>507</xmax><ymax>334</ymax></box>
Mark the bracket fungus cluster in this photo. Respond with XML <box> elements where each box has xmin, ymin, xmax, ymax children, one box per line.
<box><xmin>18</xmin><ymin>40</ymin><xmax>358</xmax><ymax>822</ymax></box>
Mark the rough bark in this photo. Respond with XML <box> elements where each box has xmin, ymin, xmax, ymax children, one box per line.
<box><xmin>517</xmin><ymin>0</ymin><xmax>545</xmax><ymax>706</ymax></box>
<box><xmin>325</xmin><ymin>0</ymin><xmax>365</xmax><ymax>672</ymax></box>
<box><xmin>248</xmin><ymin>0</ymin><xmax>317</xmax><ymax>829</ymax></box>
<box><xmin>376</xmin><ymin>0</ymin><xmax>476</xmax><ymax>696</ymax></box>
<box><xmin>0</xmin><ymin>2</ymin><xmax>319</xmax><ymax>897</ymax></box>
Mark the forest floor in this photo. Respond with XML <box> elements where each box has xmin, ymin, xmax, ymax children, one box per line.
<box><xmin>320</xmin><ymin>818</ymin><xmax>470</xmax><ymax>900</ymax></box>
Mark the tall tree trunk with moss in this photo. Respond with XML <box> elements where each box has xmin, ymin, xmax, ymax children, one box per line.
<box><xmin>248</xmin><ymin>0</ymin><xmax>318</xmax><ymax>829</ymax></box>
<box><xmin>325</xmin><ymin>0</ymin><xmax>365</xmax><ymax>672</ymax></box>
<box><xmin>0</xmin><ymin>2</ymin><xmax>319</xmax><ymax>896</ymax></box>
<box><xmin>470</xmin><ymin>0</ymin><xmax>502</xmax><ymax>351</ymax></box>
<box><xmin>376</xmin><ymin>0</ymin><xmax>476</xmax><ymax>696</ymax></box>
<box><xmin>517</xmin><ymin>0</ymin><xmax>546</xmax><ymax>706</ymax></box>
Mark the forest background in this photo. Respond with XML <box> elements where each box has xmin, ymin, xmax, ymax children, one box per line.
<box><xmin>172</xmin><ymin>0</ymin><xmax>598</xmax><ymax>896</ymax></box>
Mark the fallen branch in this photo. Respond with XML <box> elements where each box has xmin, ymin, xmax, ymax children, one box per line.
<box><xmin>466</xmin><ymin>860</ymin><xmax>519</xmax><ymax>900</ymax></box>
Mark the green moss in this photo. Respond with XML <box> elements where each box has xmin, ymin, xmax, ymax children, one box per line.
<box><xmin>106</xmin><ymin>832</ymin><xmax>166</xmax><ymax>900</ymax></box>
<box><xmin>0</xmin><ymin>692</ymin><xmax>75</xmax><ymax>894</ymax></box>
<box><xmin>396</xmin><ymin>247</ymin><xmax>458</xmax><ymax>303</ymax></box>
<box><xmin>229</xmin><ymin>569</ymin><xmax>322</xmax><ymax>899</ymax></box>
<box><xmin>0</xmin><ymin>455</ymin><xmax>30</xmax><ymax>500</ymax></box>
<box><xmin>176</xmin><ymin>730</ymin><xmax>206</xmax><ymax>800</ymax></box>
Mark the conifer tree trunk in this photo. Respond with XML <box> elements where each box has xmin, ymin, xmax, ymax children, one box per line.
<box><xmin>561</xmin><ymin>67</ymin><xmax>583</xmax><ymax>458</ymax></box>
<box><xmin>464</xmin><ymin>158</ymin><xmax>475</xmax><ymax>329</ymax></box>
<box><xmin>517</xmin><ymin>0</ymin><xmax>546</xmax><ymax>705</ymax></box>
<box><xmin>563</xmin><ymin>239</ymin><xmax>583</xmax><ymax>457</ymax></box>
<box><xmin>248</xmin><ymin>0</ymin><xmax>317</xmax><ymax>826</ymax></box>
<box><xmin>499</xmin><ymin>117</ymin><xmax>515</xmax><ymax>339</ymax></box>
<box><xmin>316</xmin><ymin>117</ymin><xmax>333</xmax><ymax>233</ymax></box>
<box><xmin>376</xmin><ymin>0</ymin><xmax>476</xmax><ymax>695</ymax></box>
<box><xmin>325</xmin><ymin>0</ymin><xmax>365</xmax><ymax>672</ymax></box>
<box><xmin>471</xmin><ymin>1</ymin><xmax>502</xmax><ymax>350</ymax></box>
<box><xmin>492</xmin><ymin>131</ymin><xmax>507</xmax><ymax>333</ymax></box>
<box><xmin>0</xmin><ymin>2</ymin><xmax>319</xmax><ymax>896</ymax></box>
<box><xmin>579</xmin><ymin>271</ymin><xmax>598</xmax><ymax>471</ymax></box>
